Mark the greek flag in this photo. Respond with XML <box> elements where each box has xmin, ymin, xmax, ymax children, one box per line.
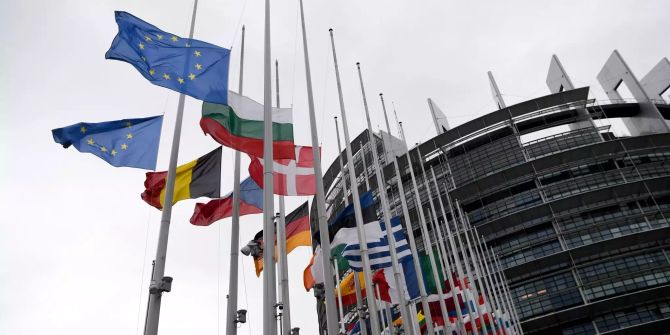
<box><xmin>342</xmin><ymin>216</ymin><xmax>412</xmax><ymax>271</ymax></box>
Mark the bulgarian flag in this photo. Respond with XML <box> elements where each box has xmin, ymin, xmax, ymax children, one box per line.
<box><xmin>200</xmin><ymin>91</ymin><xmax>295</xmax><ymax>159</ymax></box>
<box><xmin>248</xmin><ymin>145</ymin><xmax>318</xmax><ymax>196</ymax></box>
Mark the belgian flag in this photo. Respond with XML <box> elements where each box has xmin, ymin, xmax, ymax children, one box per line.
<box><xmin>142</xmin><ymin>147</ymin><xmax>222</xmax><ymax>209</ymax></box>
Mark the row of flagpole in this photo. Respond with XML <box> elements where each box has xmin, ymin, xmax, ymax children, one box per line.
<box><xmin>140</xmin><ymin>0</ymin><xmax>525</xmax><ymax>333</ymax></box>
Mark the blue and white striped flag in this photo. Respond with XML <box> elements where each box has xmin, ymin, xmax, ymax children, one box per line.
<box><xmin>342</xmin><ymin>216</ymin><xmax>412</xmax><ymax>271</ymax></box>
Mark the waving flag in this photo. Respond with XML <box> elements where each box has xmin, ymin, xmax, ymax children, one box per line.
<box><xmin>141</xmin><ymin>147</ymin><xmax>221</xmax><ymax>209</ymax></box>
<box><xmin>252</xmin><ymin>202</ymin><xmax>311</xmax><ymax>276</ymax></box>
<box><xmin>189</xmin><ymin>176</ymin><xmax>263</xmax><ymax>226</ymax></box>
<box><xmin>105</xmin><ymin>12</ymin><xmax>230</xmax><ymax>104</ymax></box>
<box><xmin>52</xmin><ymin>115</ymin><xmax>163</xmax><ymax>170</ymax></box>
<box><xmin>201</xmin><ymin>91</ymin><xmax>295</xmax><ymax>159</ymax></box>
<box><xmin>342</xmin><ymin>216</ymin><xmax>412</xmax><ymax>271</ymax></box>
<box><xmin>248</xmin><ymin>146</ymin><xmax>318</xmax><ymax>196</ymax></box>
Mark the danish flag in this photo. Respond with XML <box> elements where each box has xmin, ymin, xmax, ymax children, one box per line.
<box><xmin>248</xmin><ymin>146</ymin><xmax>318</xmax><ymax>196</ymax></box>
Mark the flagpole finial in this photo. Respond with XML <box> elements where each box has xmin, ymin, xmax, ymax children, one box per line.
<box><xmin>356</xmin><ymin>62</ymin><xmax>360</xmax><ymax>67</ymax></box>
<box><xmin>242</xmin><ymin>24</ymin><xmax>245</xmax><ymax>31</ymax></box>
<box><xmin>329</xmin><ymin>28</ymin><xmax>333</xmax><ymax>32</ymax></box>
<box><xmin>379</xmin><ymin>93</ymin><xmax>383</xmax><ymax>97</ymax></box>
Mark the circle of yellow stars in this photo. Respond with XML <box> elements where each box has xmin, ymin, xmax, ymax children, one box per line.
<box><xmin>136</xmin><ymin>31</ymin><xmax>203</xmax><ymax>84</ymax></box>
<box><xmin>83</xmin><ymin>121</ymin><xmax>133</xmax><ymax>157</ymax></box>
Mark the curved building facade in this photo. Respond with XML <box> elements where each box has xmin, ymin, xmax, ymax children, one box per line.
<box><xmin>312</xmin><ymin>54</ymin><xmax>670</xmax><ymax>334</ymax></box>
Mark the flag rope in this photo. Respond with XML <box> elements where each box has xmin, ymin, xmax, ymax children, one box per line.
<box><xmin>229</xmin><ymin>0</ymin><xmax>249</xmax><ymax>50</ymax></box>
<box><xmin>134</xmin><ymin>208</ymin><xmax>154</xmax><ymax>335</ymax></box>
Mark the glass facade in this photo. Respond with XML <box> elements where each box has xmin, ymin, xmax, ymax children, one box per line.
<box><xmin>313</xmin><ymin>88</ymin><xmax>670</xmax><ymax>334</ymax></box>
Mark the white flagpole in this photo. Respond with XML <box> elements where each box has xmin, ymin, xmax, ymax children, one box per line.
<box><xmin>451</xmin><ymin>201</ymin><xmax>483</xmax><ymax>333</ymax></box>
<box><xmin>298</xmin><ymin>0</ymin><xmax>339</xmax><ymax>332</ymax></box>
<box><xmin>226</xmin><ymin>24</ymin><xmax>245</xmax><ymax>335</ymax></box>
<box><xmin>471</xmin><ymin>229</ymin><xmax>507</xmax><ymax>334</ymax></box>
<box><xmin>493</xmin><ymin>250</ymin><xmax>523</xmax><ymax>335</ymax></box>
<box><xmin>380</xmin><ymin>96</ymin><xmax>429</xmax><ymax>335</ymax></box>
<box><xmin>396</xmin><ymin>122</ymin><xmax>446</xmax><ymax>334</ymax></box>
<box><xmin>144</xmin><ymin>2</ymin><xmax>198</xmax><ymax>334</ymax></box>
<box><xmin>329</xmin><ymin>28</ymin><xmax>381</xmax><ymax>334</ymax></box>
<box><xmin>275</xmin><ymin>59</ymin><xmax>292</xmax><ymax>335</ymax></box>
<box><xmin>335</xmin><ymin>117</ymin><xmax>368</xmax><ymax>335</ymax></box>
<box><xmin>428</xmin><ymin>169</ymin><xmax>468</xmax><ymax>334</ymax></box>
<box><xmin>484</xmin><ymin>243</ymin><xmax>516</xmax><ymax>334</ymax></box>
<box><xmin>418</xmin><ymin>164</ymin><xmax>460</xmax><ymax>335</ymax></box>
<box><xmin>359</xmin><ymin>140</ymin><xmax>371</xmax><ymax>191</ymax></box>
<box><xmin>262</xmin><ymin>0</ymin><xmax>277</xmax><ymax>332</ymax></box>
<box><xmin>334</xmin><ymin>261</ymin><xmax>346</xmax><ymax>334</ymax></box>
<box><xmin>456</xmin><ymin>205</ymin><xmax>497</xmax><ymax>334</ymax></box>
<box><xmin>354</xmin><ymin>63</ymin><xmax>411</xmax><ymax>335</ymax></box>
<box><xmin>376</xmin><ymin>283</ymin><xmax>388</xmax><ymax>333</ymax></box>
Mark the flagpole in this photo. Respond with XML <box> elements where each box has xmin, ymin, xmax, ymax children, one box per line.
<box><xmin>225</xmin><ymin>24</ymin><xmax>245</xmax><ymax>335</ymax></box>
<box><xmin>470</xmin><ymin>228</ymin><xmax>506</xmax><ymax>333</ymax></box>
<box><xmin>493</xmin><ymin>249</ymin><xmax>523</xmax><ymax>335</ymax></box>
<box><xmin>455</xmin><ymin>203</ymin><xmax>497</xmax><ymax>334</ymax></box>
<box><xmin>379</xmin><ymin>95</ymin><xmax>428</xmax><ymax>335</ymax></box>
<box><xmin>333</xmin><ymin>261</ymin><xmax>346</xmax><ymax>334</ymax></box>
<box><xmin>275</xmin><ymin>59</ymin><xmax>292</xmax><ymax>335</ymax></box>
<box><xmin>262</xmin><ymin>0</ymin><xmax>277</xmax><ymax>332</ymax></box>
<box><xmin>435</xmin><ymin>167</ymin><xmax>481</xmax><ymax>334</ymax></box>
<box><xmin>298</xmin><ymin>0</ymin><xmax>339</xmax><ymax>333</ymax></box>
<box><xmin>354</xmin><ymin>64</ymin><xmax>411</xmax><ymax>335</ymax></box>
<box><xmin>329</xmin><ymin>28</ymin><xmax>381</xmax><ymax>335</ymax></box>
<box><xmin>450</xmin><ymin>200</ymin><xmax>483</xmax><ymax>333</ymax></box>
<box><xmin>144</xmin><ymin>2</ymin><xmax>198</xmax><ymax>334</ymax></box>
<box><xmin>428</xmin><ymin>169</ymin><xmax>468</xmax><ymax>333</ymax></box>
<box><xmin>335</xmin><ymin>116</ymin><xmax>368</xmax><ymax>335</ymax></box>
<box><xmin>359</xmin><ymin>140</ymin><xmax>370</xmax><ymax>191</ymax></box>
<box><xmin>396</xmin><ymin>122</ymin><xmax>446</xmax><ymax>334</ymax></box>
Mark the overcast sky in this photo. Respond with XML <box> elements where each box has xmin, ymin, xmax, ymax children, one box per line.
<box><xmin>1</xmin><ymin>1</ymin><xmax>669</xmax><ymax>334</ymax></box>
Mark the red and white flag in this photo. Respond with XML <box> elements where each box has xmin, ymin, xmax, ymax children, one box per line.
<box><xmin>248</xmin><ymin>146</ymin><xmax>318</xmax><ymax>196</ymax></box>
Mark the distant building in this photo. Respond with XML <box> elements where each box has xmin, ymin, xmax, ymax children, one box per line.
<box><xmin>312</xmin><ymin>51</ymin><xmax>670</xmax><ymax>334</ymax></box>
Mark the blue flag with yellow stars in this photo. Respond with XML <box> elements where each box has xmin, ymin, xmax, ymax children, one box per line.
<box><xmin>52</xmin><ymin>115</ymin><xmax>163</xmax><ymax>170</ymax></box>
<box><xmin>105</xmin><ymin>11</ymin><xmax>231</xmax><ymax>104</ymax></box>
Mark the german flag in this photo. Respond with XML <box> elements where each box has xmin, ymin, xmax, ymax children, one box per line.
<box><xmin>142</xmin><ymin>147</ymin><xmax>222</xmax><ymax>209</ymax></box>
<box><xmin>253</xmin><ymin>201</ymin><xmax>311</xmax><ymax>276</ymax></box>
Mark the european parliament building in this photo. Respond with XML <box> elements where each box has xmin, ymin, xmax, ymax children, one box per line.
<box><xmin>311</xmin><ymin>51</ymin><xmax>670</xmax><ymax>334</ymax></box>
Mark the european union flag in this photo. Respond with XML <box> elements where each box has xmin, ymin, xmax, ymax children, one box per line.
<box><xmin>105</xmin><ymin>11</ymin><xmax>230</xmax><ymax>104</ymax></box>
<box><xmin>52</xmin><ymin>115</ymin><xmax>163</xmax><ymax>170</ymax></box>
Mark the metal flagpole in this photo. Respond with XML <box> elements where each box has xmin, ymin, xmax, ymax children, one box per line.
<box><xmin>437</xmin><ymin>174</ymin><xmax>484</xmax><ymax>334</ymax></box>
<box><xmin>275</xmin><ymin>59</ymin><xmax>292</xmax><ymax>335</ymax></box>
<box><xmin>334</xmin><ymin>117</ymin><xmax>348</xmax><ymax>205</ymax></box>
<box><xmin>494</xmin><ymin>250</ymin><xmax>523</xmax><ymax>334</ymax></box>
<box><xmin>144</xmin><ymin>1</ymin><xmax>199</xmax><ymax>334</ymax></box>
<box><xmin>396</xmin><ymin>122</ymin><xmax>447</xmax><ymax>334</ymax></box>
<box><xmin>226</xmin><ymin>24</ymin><xmax>245</xmax><ymax>335</ymax></box>
<box><xmin>333</xmin><ymin>260</ymin><xmax>346</xmax><ymax>334</ymax></box>
<box><xmin>298</xmin><ymin>0</ymin><xmax>339</xmax><ymax>332</ymax></box>
<box><xmin>376</xmin><ymin>283</ymin><xmax>387</xmax><ymax>333</ymax></box>
<box><xmin>329</xmin><ymin>28</ymin><xmax>381</xmax><ymax>335</ymax></box>
<box><xmin>451</xmin><ymin>201</ymin><xmax>483</xmax><ymax>334</ymax></box>
<box><xmin>335</xmin><ymin>117</ymin><xmax>368</xmax><ymax>335</ymax></box>
<box><xmin>359</xmin><ymin>141</ymin><xmax>370</xmax><ymax>191</ymax></box>
<box><xmin>354</xmin><ymin>64</ymin><xmax>411</xmax><ymax>335</ymax></box>
<box><xmin>262</xmin><ymin>0</ymin><xmax>277</xmax><ymax>332</ymax></box>
<box><xmin>486</xmin><ymin>247</ymin><xmax>518</xmax><ymax>335</ymax></box>
<box><xmin>456</xmin><ymin>204</ymin><xmax>497</xmax><ymax>334</ymax></box>
<box><xmin>471</xmin><ymin>230</ymin><xmax>507</xmax><ymax>334</ymax></box>
<box><xmin>379</xmin><ymin>95</ymin><xmax>428</xmax><ymax>335</ymax></box>
<box><xmin>420</xmin><ymin>169</ymin><xmax>460</xmax><ymax>335</ymax></box>
<box><xmin>429</xmin><ymin>170</ymin><xmax>467</xmax><ymax>334</ymax></box>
